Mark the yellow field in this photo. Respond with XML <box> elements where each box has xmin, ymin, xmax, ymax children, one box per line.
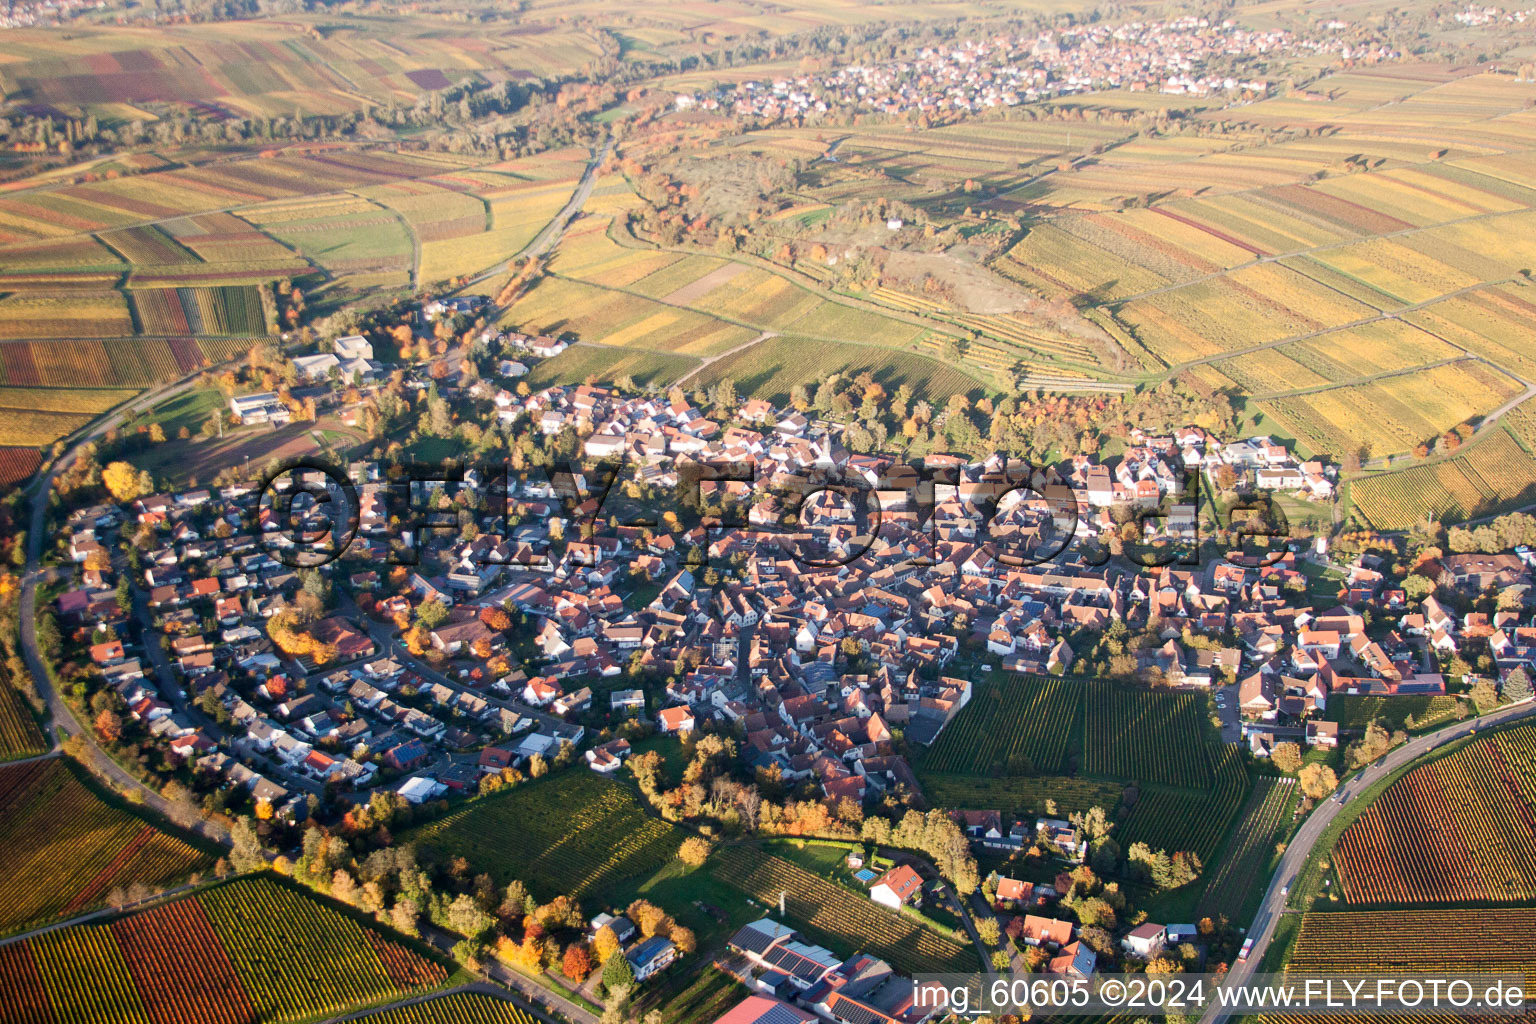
<box><xmin>0</xmin><ymin>409</ymin><xmax>96</xmax><ymax>446</ymax></box>
<box><xmin>1265</xmin><ymin>359</ymin><xmax>1524</xmax><ymax>458</ymax></box>
<box><xmin>0</xmin><ymin>292</ymin><xmax>133</xmax><ymax>339</ymax></box>
<box><xmin>501</xmin><ymin>275</ymin><xmax>757</xmax><ymax>355</ymax></box>
<box><xmin>1351</xmin><ymin>428</ymin><xmax>1536</xmax><ymax>530</ymax></box>
<box><xmin>418</xmin><ymin>179</ymin><xmax>577</xmax><ymax>284</ymax></box>
<box><xmin>1282</xmin><ymin>320</ymin><xmax>1462</xmax><ymax>383</ymax></box>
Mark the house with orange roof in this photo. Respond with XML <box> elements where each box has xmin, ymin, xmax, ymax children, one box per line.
<box><xmin>658</xmin><ymin>705</ymin><xmax>695</xmax><ymax>734</ymax></box>
<box><xmin>869</xmin><ymin>864</ymin><xmax>923</xmax><ymax>910</ymax></box>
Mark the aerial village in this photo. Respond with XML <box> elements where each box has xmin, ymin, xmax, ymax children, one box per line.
<box><xmin>46</xmin><ymin>325</ymin><xmax>1536</xmax><ymax>1012</ymax></box>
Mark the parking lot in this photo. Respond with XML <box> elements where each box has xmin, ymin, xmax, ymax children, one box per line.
<box><xmin>1214</xmin><ymin>682</ymin><xmax>1240</xmax><ymax>743</ymax></box>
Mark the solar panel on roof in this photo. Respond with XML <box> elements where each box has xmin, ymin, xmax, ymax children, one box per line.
<box><xmin>758</xmin><ymin>1004</ymin><xmax>808</xmax><ymax>1024</ymax></box>
<box><xmin>765</xmin><ymin>946</ymin><xmax>825</xmax><ymax>979</ymax></box>
<box><xmin>832</xmin><ymin>997</ymin><xmax>889</xmax><ymax>1024</ymax></box>
<box><xmin>730</xmin><ymin>922</ymin><xmax>779</xmax><ymax>955</ymax></box>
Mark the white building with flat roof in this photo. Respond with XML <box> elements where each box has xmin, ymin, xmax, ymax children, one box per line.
<box><xmin>230</xmin><ymin>392</ymin><xmax>291</xmax><ymax>426</ymax></box>
<box><xmin>334</xmin><ymin>335</ymin><xmax>373</xmax><ymax>361</ymax></box>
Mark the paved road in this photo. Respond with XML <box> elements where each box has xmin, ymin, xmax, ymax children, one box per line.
<box><xmin>1200</xmin><ymin>698</ymin><xmax>1536</xmax><ymax>1024</ymax></box>
<box><xmin>0</xmin><ymin>875</ymin><xmax>206</xmax><ymax>948</ymax></box>
<box><xmin>1213</xmin><ymin>682</ymin><xmax>1239</xmax><ymax>744</ymax></box>
<box><xmin>422</xmin><ymin>929</ymin><xmax>599</xmax><ymax>1024</ymax></box>
<box><xmin>17</xmin><ymin>372</ymin><xmax>239</xmax><ymax>839</ymax></box>
<box><xmin>465</xmin><ymin>136</ymin><xmax>613</xmax><ymax>297</ymax></box>
<box><xmin>315</xmin><ymin>983</ymin><xmax>575</xmax><ymax>1024</ymax></box>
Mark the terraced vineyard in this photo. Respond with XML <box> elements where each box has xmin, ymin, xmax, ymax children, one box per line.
<box><xmin>1195</xmin><ymin>777</ymin><xmax>1296</xmax><ymax>921</ymax></box>
<box><xmin>1083</xmin><ymin>682</ymin><xmax>1212</xmax><ymax>788</ymax></box>
<box><xmin>0</xmin><ymin>386</ymin><xmax>137</xmax><ymax>446</ymax></box>
<box><xmin>1287</xmin><ymin>906</ymin><xmax>1536</xmax><ymax>972</ymax></box>
<box><xmin>709</xmin><ymin>846</ymin><xmax>977</xmax><ymax>975</ymax></box>
<box><xmin>692</xmin><ymin>333</ymin><xmax>978</xmax><ymax>405</ymax></box>
<box><xmin>1349</xmin><ymin>428</ymin><xmax>1536</xmax><ymax>530</ymax></box>
<box><xmin>1333</xmin><ymin>725</ymin><xmax>1536</xmax><ymax>904</ymax></box>
<box><xmin>1264</xmin><ymin>359</ymin><xmax>1524</xmax><ymax>461</ymax></box>
<box><xmin>0</xmin><ymin>291</ymin><xmax>134</xmax><ymax>339</ymax></box>
<box><xmin>522</xmin><ymin>345</ymin><xmax>699</xmax><ymax>390</ymax></box>
<box><xmin>1117</xmin><ymin>743</ymin><xmax>1249</xmax><ymax>863</ymax></box>
<box><xmin>923</xmin><ymin>674</ymin><xmax>1081</xmax><ymax>775</ymax></box>
<box><xmin>0</xmin><ymin>876</ymin><xmax>447</xmax><ymax>1024</ymax></box>
<box><xmin>0</xmin><ymin>337</ymin><xmax>250</xmax><ymax>389</ymax></box>
<box><xmin>202</xmin><ymin>878</ymin><xmax>446</xmax><ymax>1020</ymax></box>
<box><xmin>1325</xmin><ymin>694</ymin><xmax>1462</xmax><ymax>732</ymax></box>
<box><xmin>127</xmin><ymin>286</ymin><xmax>266</xmax><ymax>336</ymax></box>
<box><xmin>1264</xmin><ymin>907</ymin><xmax>1536</xmax><ymax>1024</ymax></box>
<box><xmin>0</xmin><ymin>447</ymin><xmax>42</xmax><ymax>491</ymax></box>
<box><xmin>0</xmin><ymin>668</ymin><xmax>45</xmax><ymax>761</ymax></box>
<box><xmin>352</xmin><ymin>992</ymin><xmax>540</xmax><ymax>1024</ymax></box>
<box><xmin>404</xmin><ymin>769</ymin><xmax>680</xmax><ymax>901</ymax></box>
<box><xmin>0</xmin><ymin>758</ymin><xmax>211</xmax><ymax>933</ymax></box>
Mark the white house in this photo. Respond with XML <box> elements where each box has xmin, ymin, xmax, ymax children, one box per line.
<box><xmin>626</xmin><ymin>935</ymin><xmax>677</xmax><ymax>982</ymax></box>
<box><xmin>658</xmin><ymin>706</ymin><xmax>695</xmax><ymax>734</ymax></box>
<box><xmin>1122</xmin><ymin>922</ymin><xmax>1167</xmax><ymax>959</ymax></box>
<box><xmin>868</xmin><ymin>864</ymin><xmax>923</xmax><ymax>910</ymax></box>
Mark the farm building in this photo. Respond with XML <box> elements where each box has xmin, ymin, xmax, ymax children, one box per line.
<box><xmin>726</xmin><ymin>918</ymin><xmax>841</xmax><ymax>989</ymax></box>
<box><xmin>710</xmin><ymin>996</ymin><xmax>816</xmax><ymax>1024</ymax></box>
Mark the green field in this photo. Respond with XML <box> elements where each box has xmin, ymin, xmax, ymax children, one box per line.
<box><xmin>1083</xmin><ymin>682</ymin><xmax>1214</xmax><ymax>788</ymax></box>
<box><xmin>1324</xmin><ymin>694</ymin><xmax>1463</xmax><ymax>732</ymax></box>
<box><xmin>1117</xmin><ymin>744</ymin><xmax>1250</xmax><ymax>864</ymax></box>
<box><xmin>689</xmin><ymin>333</ymin><xmax>979</xmax><ymax>404</ymax></box>
<box><xmin>121</xmin><ymin>387</ymin><xmax>226</xmax><ymax>438</ymax></box>
<box><xmin>635</xmin><ymin>966</ymin><xmax>747</xmax><ymax>1024</ymax></box>
<box><xmin>403</xmin><ymin>770</ymin><xmax>681</xmax><ymax>902</ymax></box>
<box><xmin>915</xmin><ymin>678</ymin><xmax>1243</xmax><ymax>858</ymax></box>
<box><xmin>918</xmin><ymin>773</ymin><xmax>1123</xmax><ymax>819</ymax></box>
<box><xmin>1195</xmin><ymin>777</ymin><xmax>1296</xmax><ymax>922</ymax></box>
<box><xmin>522</xmin><ymin>345</ymin><xmax>700</xmax><ymax>389</ymax></box>
<box><xmin>922</xmin><ymin>674</ymin><xmax>1081</xmax><ymax>776</ymax></box>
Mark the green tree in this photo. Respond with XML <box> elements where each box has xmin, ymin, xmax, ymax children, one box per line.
<box><xmin>601</xmin><ymin>949</ymin><xmax>635</xmax><ymax>993</ymax></box>
<box><xmin>416</xmin><ymin>598</ymin><xmax>449</xmax><ymax>630</ymax></box>
<box><xmin>447</xmin><ymin>893</ymin><xmax>493</xmax><ymax>938</ymax></box>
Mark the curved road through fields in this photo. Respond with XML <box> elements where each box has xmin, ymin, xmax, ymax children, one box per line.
<box><xmin>1200</xmin><ymin>698</ymin><xmax>1536</xmax><ymax>1024</ymax></box>
<box><xmin>18</xmin><ymin>374</ymin><xmax>232</xmax><ymax>842</ymax></box>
